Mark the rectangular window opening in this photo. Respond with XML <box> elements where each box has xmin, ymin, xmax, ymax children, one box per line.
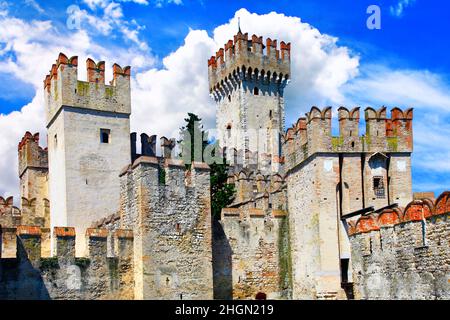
<box><xmin>100</xmin><ymin>129</ymin><xmax>111</xmax><ymax>144</ymax></box>
<box><xmin>373</xmin><ymin>176</ymin><xmax>385</xmax><ymax>199</ymax></box>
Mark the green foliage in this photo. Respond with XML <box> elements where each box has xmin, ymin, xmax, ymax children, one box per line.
<box><xmin>178</xmin><ymin>113</ymin><xmax>209</xmax><ymax>166</ymax></box>
<box><xmin>40</xmin><ymin>257</ymin><xmax>59</xmax><ymax>270</ymax></box>
<box><xmin>178</xmin><ymin>113</ymin><xmax>235</xmax><ymax>219</ymax></box>
<box><xmin>210</xmin><ymin>160</ymin><xmax>235</xmax><ymax>219</ymax></box>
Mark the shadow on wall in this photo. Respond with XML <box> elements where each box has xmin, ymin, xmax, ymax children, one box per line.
<box><xmin>0</xmin><ymin>236</ymin><xmax>51</xmax><ymax>299</ymax></box>
<box><xmin>212</xmin><ymin>218</ymin><xmax>232</xmax><ymax>299</ymax></box>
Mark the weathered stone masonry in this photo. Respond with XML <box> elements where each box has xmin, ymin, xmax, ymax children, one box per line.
<box><xmin>119</xmin><ymin>154</ymin><xmax>213</xmax><ymax>300</ymax></box>
<box><xmin>348</xmin><ymin>192</ymin><xmax>450</xmax><ymax>300</ymax></box>
<box><xmin>0</xmin><ymin>226</ymin><xmax>134</xmax><ymax>299</ymax></box>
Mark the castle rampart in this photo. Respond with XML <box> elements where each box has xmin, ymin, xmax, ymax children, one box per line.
<box><xmin>0</xmin><ymin>226</ymin><xmax>134</xmax><ymax>299</ymax></box>
<box><xmin>119</xmin><ymin>142</ymin><xmax>213</xmax><ymax>299</ymax></box>
<box><xmin>208</xmin><ymin>32</ymin><xmax>290</xmax><ymax>96</ymax></box>
<box><xmin>347</xmin><ymin>191</ymin><xmax>450</xmax><ymax>299</ymax></box>
<box><xmin>45</xmin><ymin>53</ymin><xmax>131</xmax><ymax>126</ymax></box>
<box><xmin>282</xmin><ymin>106</ymin><xmax>413</xmax><ymax>171</ymax></box>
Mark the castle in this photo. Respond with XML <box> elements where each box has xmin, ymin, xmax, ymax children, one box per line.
<box><xmin>0</xmin><ymin>30</ymin><xmax>448</xmax><ymax>300</ymax></box>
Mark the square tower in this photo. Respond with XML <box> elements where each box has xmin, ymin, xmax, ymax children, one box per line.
<box><xmin>208</xmin><ymin>32</ymin><xmax>291</xmax><ymax>171</ymax></box>
<box><xmin>44</xmin><ymin>53</ymin><xmax>131</xmax><ymax>254</ymax></box>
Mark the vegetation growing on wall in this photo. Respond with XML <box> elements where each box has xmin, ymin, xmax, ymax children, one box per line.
<box><xmin>178</xmin><ymin>113</ymin><xmax>235</xmax><ymax>219</ymax></box>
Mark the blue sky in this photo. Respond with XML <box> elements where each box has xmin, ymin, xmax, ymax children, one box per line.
<box><xmin>0</xmin><ymin>0</ymin><xmax>449</xmax><ymax>199</ymax></box>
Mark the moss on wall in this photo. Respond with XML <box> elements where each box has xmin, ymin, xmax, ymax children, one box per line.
<box><xmin>77</xmin><ymin>81</ymin><xmax>90</xmax><ymax>96</ymax></box>
<box><xmin>278</xmin><ymin>216</ymin><xmax>293</xmax><ymax>299</ymax></box>
<box><xmin>332</xmin><ymin>136</ymin><xmax>344</xmax><ymax>151</ymax></box>
<box><xmin>40</xmin><ymin>257</ymin><xmax>59</xmax><ymax>270</ymax></box>
<box><xmin>387</xmin><ymin>137</ymin><xmax>398</xmax><ymax>152</ymax></box>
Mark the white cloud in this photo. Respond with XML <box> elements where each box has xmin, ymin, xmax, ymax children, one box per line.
<box><xmin>0</xmin><ymin>11</ymin><xmax>155</xmax><ymax>200</ymax></box>
<box><xmin>390</xmin><ymin>0</ymin><xmax>415</xmax><ymax>17</ymax></box>
<box><xmin>24</xmin><ymin>0</ymin><xmax>44</xmax><ymax>14</ymax></box>
<box><xmin>341</xmin><ymin>64</ymin><xmax>450</xmax><ymax>176</ymax></box>
<box><xmin>80</xmin><ymin>0</ymin><xmax>149</xmax><ymax>50</ymax></box>
<box><xmin>1</xmin><ymin>7</ymin><xmax>449</xmax><ymax>200</ymax></box>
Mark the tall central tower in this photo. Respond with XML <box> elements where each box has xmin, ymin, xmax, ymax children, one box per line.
<box><xmin>44</xmin><ymin>53</ymin><xmax>131</xmax><ymax>254</ymax></box>
<box><xmin>208</xmin><ymin>31</ymin><xmax>291</xmax><ymax>171</ymax></box>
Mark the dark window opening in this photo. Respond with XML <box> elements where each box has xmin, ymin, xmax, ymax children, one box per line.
<box><xmin>253</xmin><ymin>87</ymin><xmax>259</xmax><ymax>95</ymax></box>
<box><xmin>268</xmin><ymin>203</ymin><xmax>272</xmax><ymax>209</ymax></box>
<box><xmin>180</xmin><ymin>294</ymin><xmax>183</xmax><ymax>300</ymax></box>
<box><xmin>373</xmin><ymin>176</ymin><xmax>385</xmax><ymax>198</ymax></box>
<box><xmin>349</xmin><ymin>130</ymin><xmax>352</xmax><ymax>136</ymax></box>
<box><xmin>255</xmin><ymin>292</ymin><xmax>267</xmax><ymax>300</ymax></box>
<box><xmin>54</xmin><ymin>134</ymin><xmax>58</xmax><ymax>147</ymax></box>
<box><xmin>351</xmin><ymin>141</ymin><xmax>355</xmax><ymax>148</ymax></box>
<box><xmin>100</xmin><ymin>129</ymin><xmax>110</xmax><ymax>144</ymax></box>
<box><xmin>269</xmin><ymin>110</ymin><xmax>273</xmax><ymax>119</ymax></box>
<box><xmin>340</xmin><ymin>258</ymin><xmax>349</xmax><ymax>283</ymax></box>
<box><xmin>176</xmin><ymin>223</ymin><xmax>181</xmax><ymax>232</ymax></box>
<box><xmin>228</xmin><ymin>95</ymin><xmax>231</xmax><ymax>102</ymax></box>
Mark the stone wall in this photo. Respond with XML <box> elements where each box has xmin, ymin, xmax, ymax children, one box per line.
<box><xmin>218</xmin><ymin>207</ymin><xmax>290</xmax><ymax>300</ymax></box>
<box><xmin>0</xmin><ymin>226</ymin><xmax>134</xmax><ymax>300</ymax></box>
<box><xmin>348</xmin><ymin>192</ymin><xmax>450</xmax><ymax>299</ymax></box>
<box><xmin>119</xmin><ymin>156</ymin><xmax>213</xmax><ymax>300</ymax></box>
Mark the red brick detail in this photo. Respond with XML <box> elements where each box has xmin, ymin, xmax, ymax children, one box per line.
<box><xmin>86</xmin><ymin>228</ymin><xmax>108</xmax><ymax>238</ymax></box>
<box><xmin>355</xmin><ymin>215</ymin><xmax>379</xmax><ymax>234</ymax></box>
<box><xmin>378</xmin><ymin>209</ymin><xmax>401</xmax><ymax>227</ymax></box>
<box><xmin>17</xmin><ymin>226</ymin><xmax>41</xmax><ymax>236</ymax></box>
<box><xmin>54</xmin><ymin>227</ymin><xmax>76</xmax><ymax>237</ymax></box>
<box><xmin>249</xmin><ymin>208</ymin><xmax>264</xmax><ymax>217</ymax></box>
<box><xmin>404</xmin><ymin>200</ymin><xmax>433</xmax><ymax>221</ymax></box>
<box><xmin>115</xmin><ymin>229</ymin><xmax>133</xmax><ymax>239</ymax></box>
<box><xmin>272</xmin><ymin>209</ymin><xmax>287</xmax><ymax>218</ymax></box>
<box><xmin>434</xmin><ymin>191</ymin><xmax>450</xmax><ymax>215</ymax></box>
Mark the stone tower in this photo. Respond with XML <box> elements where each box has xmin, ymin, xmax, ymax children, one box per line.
<box><xmin>282</xmin><ymin>106</ymin><xmax>413</xmax><ymax>299</ymax></box>
<box><xmin>17</xmin><ymin>132</ymin><xmax>49</xmax><ymax>226</ymax></box>
<box><xmin>44</xmin><ymin>53</ymin><xmax>131</xmax><ymax>254</ymax></box>
<box><xmin>208</xmin><ymin>31</ymin><xmax>291</xmax><ymax>171</ymax></box>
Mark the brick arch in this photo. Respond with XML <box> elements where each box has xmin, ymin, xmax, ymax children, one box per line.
<box><xmin>434</xmin><ymin>191</ymin><xmax>450</xmax><ymax>215</ymax></box>
<box><xmin>377</xmin><ymin>208</ymin><xmax>401</xmax><ymax>227</ymax></box>
<box><xmin>355</xmin><ymin>214</ymin><xmax>379</xmax><ymax>234</ymax></box>
<box><xmin>403</xmin><ymin>199</ymin><xmax>434</xmax><ymax>221</ymax></box>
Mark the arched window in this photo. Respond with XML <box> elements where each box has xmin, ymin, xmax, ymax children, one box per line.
<box><xmin>226</xmin><ymin>124</ymin><xmax>232</xmax><ymax>139</ymax></box>
<box><xmin>253</xmin><ymin>87</ymin><xmax>259</xmax><ymax>95</ymax></box>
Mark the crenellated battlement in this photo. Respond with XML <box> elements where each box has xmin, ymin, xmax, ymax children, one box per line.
<box><xmin>18</xmin><ymin>132</ymin><xmax>48</xmax><ymax>178</ymax></box>
<box><xmin>44</xmin><ymin>53</ymin><xmax>131</xmax><ymax>126</ymax></box>
<box><xmin>347</xmin><ymin>191</ymin><xmax>449</xmax><ymax>236</ymax></box>
<box><xmin>0</xmin><ymin>225</ymin><xmax>134</xmax><ymax>299</ymax></box>
<box><xmin>0</xmin><ymin>225</ymin><xmax>133</xmax><ymax>260</ymax></box>
<box><xmin>347</xmin><ymin>191</ymin><xmax>449</xmax><ymax>299</ymax></box>
<box><xmin>208</xmin><ymin>31</ymin><xmax>291</xmax><ymax>97</ymax></box>
<box><xmin>282</xmin><ymin>106</ymin><xmax>414</xmax><ymax>171</ymax></box>
<box><xmin>0</xmin><ymin>196</ymin><xmax>49</xmax><ymax>228</ymax></box>
<box><xmin>119</xmin><ymin>144</ymin><xmax>213</xmax><ymax>299</ymax></box>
